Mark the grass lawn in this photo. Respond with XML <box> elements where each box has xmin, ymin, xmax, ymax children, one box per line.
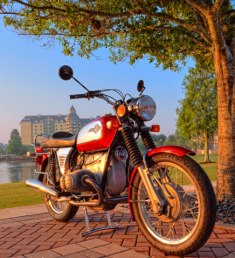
<box><xmin>192</xmin><ymin>154</ymin><xmax>218</xmax><ymax>181</ymax></box>
<box><xmin>0</xmin><ymin>182</ymin><xmax>43</xmax><ymax>209</ymax></box>
<box><xmin>0</xmin><ymin>154</ymin><xmax>218</xmax><ymax>209</ymax></box>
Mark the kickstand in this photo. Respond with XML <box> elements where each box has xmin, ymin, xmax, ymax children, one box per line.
<box><xmin>81</xmin><ymin>207</ymin><xmax>119</xmax><ymax>237</ymax></box>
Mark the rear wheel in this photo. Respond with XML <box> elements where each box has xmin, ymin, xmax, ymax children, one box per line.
<box><xmin>131</xmin><ymin>153</ymin><xmax>216</xmax><ymax>256</ymax></box>
<box><xmin>43</xmin><ymin>164</ymin><xmax>78</xmax><ymax>222</ymax></box>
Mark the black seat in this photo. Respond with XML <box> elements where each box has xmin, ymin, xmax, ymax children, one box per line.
<box><xmin>41</xmin><ymin>131</ymin><xmax>76</xmax><ymax>149</ymax></box>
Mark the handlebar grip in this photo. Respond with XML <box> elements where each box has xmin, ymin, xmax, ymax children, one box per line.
<box><xmin>70</xmin><ymin>91</ymin><xmax>102</xmax><ymax>100</ymax></box>
<box><xmin>70</xmin><ymin>94</ymin><xmax>87</xmax><ymax>99</ymax></box>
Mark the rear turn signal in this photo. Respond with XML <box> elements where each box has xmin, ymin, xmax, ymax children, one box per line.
<box><xmin>150</xmin><ymin>124</ymin><xmax>160</xmax><ymax>132</ymax></box>
<box><xmin>117</xmin><ymin>105</ymin><xmax>126</xmax><ymax>117</ymax></box>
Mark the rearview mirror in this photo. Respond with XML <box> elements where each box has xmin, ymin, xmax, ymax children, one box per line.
<box><xmin>59</xmin><ymin>65</ymin><xmax>73</xmax><ymax>80</ymax></box>
<box><xmin>137</xmin><ymin>80</ymin><xmax>145</xmax><ymax>93</ymax></box>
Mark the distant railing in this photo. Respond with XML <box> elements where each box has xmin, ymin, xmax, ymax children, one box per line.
<box><xmin>0</xmin><ymin>155</ymin><xmax>33</xmax><ymax>162</ymax></box>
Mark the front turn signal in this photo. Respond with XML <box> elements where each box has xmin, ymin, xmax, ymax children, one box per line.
<box><xmin>150</xmin><ymin>124</ymin><xmax>160</xmax><ymax>132</ymax></box>
<box><xmin>117</xmin><ymin>105</ymin><xmax>126</xmax><ymax>117</ymax></box>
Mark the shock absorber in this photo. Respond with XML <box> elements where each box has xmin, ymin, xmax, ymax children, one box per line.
<box><xmin>121</xmin><ymin>126</ymin><xmax>143</xmax><ymax>167</ymax></box>
<box><xmin>122</xmin><ymin>126</ymin><xmax>160</xmax><ymax>214</ymax></box>
<box><xmin>141</xmin><ymin>129</ymin><xmax>156</xmax><ymax>150</ymax></box>
<box><xmin>48</xmin><ymin>150</ymin><xmax>57</xmax><ymax>187</ymax></box>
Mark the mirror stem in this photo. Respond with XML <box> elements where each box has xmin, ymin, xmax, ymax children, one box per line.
<box><xmin>72</xmin><ymin>76</ymin><xmax>90</xmax><ymax>92</ymax></box>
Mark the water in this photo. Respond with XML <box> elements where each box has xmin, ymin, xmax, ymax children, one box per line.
<box><xmin>0</xmin><ymin>161</ymin><xmax>35</xmax><ymax>184</ymax></box>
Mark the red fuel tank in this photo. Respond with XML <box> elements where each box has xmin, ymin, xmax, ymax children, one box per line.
<box><xmin>76</xmin><ymin>115</ymin><xmax>120</xmax><ymax>152</ymax></box>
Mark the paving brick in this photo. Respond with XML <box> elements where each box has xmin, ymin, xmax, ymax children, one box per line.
<box><xmin>137</xmin><ymin>235</ymin><xmax>147</xmax><ymax>243</ymax></box>
<box><xmin>208</xmin><ymin>238</ymin><xmax>233</xmax><ymax>243</ymax></box>
<box><xmin>214</xmin><ymin>228</ymin><xmax>228</xmax><ymax>234</ymax></box>
<box><xmin>131</xmin><ymin>246</ymin><xmax>150</xmax><ymax>256</ymax></box>
<box><xmin>34</xmin><ymin>243</ymin><xmax>56</xmax><ymax>252</ymax></box>
<box><xmin>63</xmin><ymin>253</ymin><xmax>88</xmax><ymax>258</ymax></box>
<box><xmin>25</xmin><ymin>249</ymin><xmax>61</xmax><ymax>258</ymax></box>
<box><xmin>217</xmin><ymin>234</ymin><xmax>235</xmax><ymax>239</ymax></box>
<box><xmin>0</xmin><ymin>248</ymin><xmax>19</xmax><ymax>256</ymax></box>
<box><xmin>78</xmin><ymin>239</ymin><xmax>109</xmax><ymax>249</ymax></box>
<box><xmin>122</xmin><ymin>238</ymin><xmax>137</xmax><ymax>247</ymax></box>
<box><xmin>136</xmin><ymin>241</ymin><xmax>151</xmax><ymax>247</ymax></box>
<box><xmin>198</xmin><ymin>251</ymin><xmax>216</xmax><ymax>257</ymax></box>
<box><xmin>0</xmin><ymin>241</ymin><xmax>18</xmax><ymax>249</ymax></box>
<box><xmin>184</xmin><ymin>251</ymin><xmax>199</xmax><ymax>257</ymax></box>
<box><xmin>222</xmin><ymin>252</ymin><xmax>235</xmax><ymax>258</ymax></box>
<box><xmin>223</xmin><ymin>242</ymin><xmax>235</xmax><ymax>252</ymax></box>
<box><xmin>52</xmin><ymin>241</ymin><xmax>71</xmax><ymax>248</ymax></box>
<box><xmin>211</xmin><ymin>247</ymin><xmax>229</xmax><ymax>257</ymax></box>
<box><xmin>79</xmin><ymin>249</ymin><xmax>104</xmax><ymax>258</ymax></box>
<box><xmin>1</xmin><ymin>204</ymin><xmax>235</xmax><ymax>258</ymax></box>
<box><xmin>53</xmin><ymin>243</ymin><xmax>86</xmax><ymax>255</ymax></box>
<box><xmin>0</xmin><ymin>222</ymin><xmax>23</xmax><ymax>228</ymax></box>
<box><xmin>198</xmin><ymin>247</ymin><xmax>212</xmax><ymax>252</ymax></box>
<box><xmin>112</xmin><ymin>233</ymin><xmax>137</xmax><ymax>239</ymax></box>
<box><xmin>205</xmin><ymin>243</ymin><xmax>223</xmax><ymax>248</ymax></box>
<box><xmin>108</xmin><ymin>249</ymin><xmax>149</xmax><ymax>258</ymax></box>
<box><xmin>93</xmin><ymin>243</ymin><xmax>127</xmax><ymax>255</ymax></box>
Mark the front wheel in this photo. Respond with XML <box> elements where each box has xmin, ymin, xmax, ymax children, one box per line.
<box><xmin>131</xmin><ymin>153</ymin><xmax>216</xmax><ymax>256</ymax></box>
<box><xmin>43</xmin><ymin>165</ymin><xmax>78</xmax><ymax>222</ymax></box>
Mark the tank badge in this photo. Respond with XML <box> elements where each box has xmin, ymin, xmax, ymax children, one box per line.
<box><xmin>88</xmin><ymin>124</ymin><xmax>102</xmax><ymax>134</ymax></box>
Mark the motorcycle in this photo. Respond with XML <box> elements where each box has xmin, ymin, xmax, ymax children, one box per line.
<box><xmin>26</xmin><ymin>65</ymin><xmax>216</xmax><ymax>256</ymax></box>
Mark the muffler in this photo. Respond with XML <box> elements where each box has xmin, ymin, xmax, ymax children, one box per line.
<box><xmin>26</xmin><ymin>179</ymin><xmax>58</xmax><ymax>198</ymax></box>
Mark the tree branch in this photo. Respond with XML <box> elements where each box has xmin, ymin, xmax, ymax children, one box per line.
<box><xmin>212</xmin><ymin>0</ymin><xmax>224</xmax><ymax>14</ymax></box>
<box><xmin>13</xmin><ymin>0</ymin><xmax>65</xmax><ymax>12</ymax></box>
<box><xmin>130</xmin><ymin>1</ymin><xmax>211</xmax><ymax>45</ymax></box>
<box><xmin>152</xmin><ymin>12</ymin><xmax>211</xmax><ymax>45</ymax></box>
<box><xmin>184</xmin><ymin>0</ymin><xmax>208</xmax><ymax>15</ymax></box>
<box><xmin>13</xmin><ymin>0</ymin><xmax>131</xmax><ymax>18</ymax></box>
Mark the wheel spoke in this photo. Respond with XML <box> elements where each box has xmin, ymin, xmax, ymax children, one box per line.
<box><xmin>137</xmin><ymin>160</ymin><xmax>201</xmax><ymax>245</ymax></box>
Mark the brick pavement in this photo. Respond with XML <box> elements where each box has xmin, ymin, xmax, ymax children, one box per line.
<box><xmin>0</xmin><ymin>204</ymin><xmax>234</xmax><ymax>258</ymax></box>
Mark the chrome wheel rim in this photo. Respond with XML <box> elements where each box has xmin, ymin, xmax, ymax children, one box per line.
<box><xmin>47</xmin><ymin>197</ymin><xmax>69</xmax><ymax>214</ymax></box>
<box><xmin>137</xmin><ymin>162</ymin><xmax>201</xmax><ymax>245</ymax></box>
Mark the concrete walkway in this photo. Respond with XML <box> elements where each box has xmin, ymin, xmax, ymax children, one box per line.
<box><xmin>0</xmin><ymin>204</ymin><xmax>234</xmax><ymax>258</ymax></box>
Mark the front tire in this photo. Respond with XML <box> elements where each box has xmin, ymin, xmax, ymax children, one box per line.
<box><xmin>43</xmin><ymin>165</ymin><xmax>78</xmax><ymax>222</ymax></box>
<box><xmin>131</xmin><ymin>153</ymin><xmax>216</xmax><ymax>256</ymax></box>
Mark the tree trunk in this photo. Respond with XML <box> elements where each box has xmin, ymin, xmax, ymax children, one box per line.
<box><xmin>214</xmin><ymin>49</ymin><xmax>235</xmax><ymax>201</ymax></box>
<box><xmin>204</xmin><ymin>131</ymin><xmax>210</xmax><ymax>163</ymax></box>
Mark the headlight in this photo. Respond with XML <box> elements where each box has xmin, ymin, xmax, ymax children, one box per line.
<box><xmin>132</xmin><ymin>95</ymin><xmax>156</xmax><ymax>121</ymax></box>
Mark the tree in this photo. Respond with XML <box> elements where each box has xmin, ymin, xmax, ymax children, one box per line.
<box><xmin>0</xmin><ymin>1</ymin><xmax>234</xmax><ymax>200</ymax></box>
<box><xmin>164</xmin><ymin>131</ymin><xmax>200</xmax><ymax>150</ymax></box>
<box><xmin>0</xmin><ymin>143</ymin><xmax>6</xmax><ymax>154</ymax></box>
<box><xmin>152</xmin><ymin>134</ymin><xmax>166</xmax><ymax>146</ymax></box>
<box><xmin>6</xmin><ymin>129</ymin><xmax>23</xmax><ymax>155</ymax></box>
<box><xmin>177</xmin><ymin>67</ymin><xmax>217</xmax><ymax>163</ymax></box>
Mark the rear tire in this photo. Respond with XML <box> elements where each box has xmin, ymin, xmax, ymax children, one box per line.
<box><xmin>131</xmin><ymin>153</ymin><xmax>216</xmax><ymax>256</ymax></box>
<box><xmin>43</xmin><ymin>165</ymin><xmax>78</xmax><ymax>222</ymax></box>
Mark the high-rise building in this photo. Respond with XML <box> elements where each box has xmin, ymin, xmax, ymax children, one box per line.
<box><xmin>20</xmin><ymin>106</ymin><xmax>92</xmax><ymax>145</ymax></box>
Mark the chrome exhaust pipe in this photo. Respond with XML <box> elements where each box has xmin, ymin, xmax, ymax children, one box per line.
<box><xmin>26</xmin><ymin>179</ymin><xmax>58</xmax><ymax>198</ymax></box>
<box><xmin>69</xmin><ymin>177</ymin><xmax>103</xmax><ymax>207</ymax></box>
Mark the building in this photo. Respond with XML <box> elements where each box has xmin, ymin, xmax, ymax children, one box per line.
<box><xmin>20</xmin><ymin>106</ymin><xmax>92</xmax><ymax>145</ymax></box>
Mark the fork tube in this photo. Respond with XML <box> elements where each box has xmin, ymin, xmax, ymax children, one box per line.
<box><xmin>120</xmin><ymin>126</ymin><xmax>159</xmax><ymax>213</ymax></box>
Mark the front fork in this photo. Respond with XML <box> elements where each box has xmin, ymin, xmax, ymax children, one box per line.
<box><xmin>121</xmin><ymin>126</ymin><xmax>162</xmax><ymax>214</ymax></box>
<box><xmin>136</xmin><ymin>165</ymin><xmax>165</xmax><ymax>214</ymax></box>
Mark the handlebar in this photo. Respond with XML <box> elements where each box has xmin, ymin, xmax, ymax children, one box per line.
<box><xmin>69</xmin><ymin>89</ymin><xmax>123</xmax><ymax>106</ymax></box>
<box><xmin>70</xmin><ymin>90</ymin><xmax>102</xmax><ymax>99</ymax></box>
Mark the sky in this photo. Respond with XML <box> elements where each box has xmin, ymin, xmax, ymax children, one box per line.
<box><xmin>0</xmin><ymin>21</ymin><xmax>191</xmax><ymax>144</ymax></box>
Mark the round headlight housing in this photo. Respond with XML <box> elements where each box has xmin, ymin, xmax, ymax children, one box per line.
<box><xmin>132</xmin><ymin>95</ymin><xmax>156</xmax><ymax>121</ymax></box>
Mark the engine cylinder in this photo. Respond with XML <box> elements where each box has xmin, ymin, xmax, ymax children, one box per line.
<box><xmin>60</xmin><ymin>170</ymin><xmax>95</xmax><ymax>193</ymax></box>
<box><xmin>107</xmin><ymin>156</ymin><xmax>127</xmax><ymax>195</ymax></box>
